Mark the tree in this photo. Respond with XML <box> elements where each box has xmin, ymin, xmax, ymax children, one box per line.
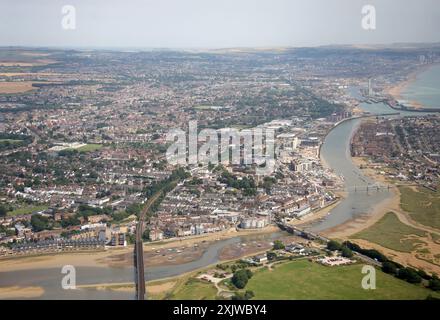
<box><xmin>273</xmin><ymin>240</ymin><xmax>285</xmax><ymax>250</ymax></box>
<box><xmin>429</xmin><ymin>276</ymin><xmax>440</xmax><ymax>291</ymax></box>
<box><xmin>343</xmin><ymin>241</ymin><xmax>388</xmax><ymax>262</ymax></box>
<box><xmin>127</xmin><ymin>203</ymin><xmax>142</xmax><ymax>216</ymax></box>
<box><xmin>216</xmin><ymin>264</ymin><xmax>228</xmax><ymax>271</ymax></box>
<box><xmin>231</xmin><ymin>269</ymin><xmax>252</xmax><ymax>289</ymax></box>
<box><xmin>126</xmin><ymin>233</ymin><xmax>136</xmax><ymax>245</ymax></box>
<box><xmin>262</xmin><ymin>177</ymin><xmax>276</xmax><ymax>193</ymax></box>
<box><xmin>417</xmin><ymin>269</ymin><xmax>430</xmax><ymax>280</ymax></box>
<box><xmin>406</xmin><ymin>271</ymin><xmax>422</xmax><ymax>284</ymax></box>
<box><xmin>89</xmin><ymin>171</ymin><xmax>98</xmax><ymax>179</ymax></box>
<box><xmin>396</xmin><ymin>268</ymin><xmax>408</xmax><ymax>279</ymax></box>
<box><xmin>232</xmin><ymin>290</ymin><xmax>254</xmax><ymax>300</ymax></box>
<box><xmin>267</xmin><ymin>251</ymin><xmax>277</xmax><ymax>261</ymax></box>
<box><xmin>341</xmin><ymin>246</ymin><xmax>353</xmax><ymax>258</ymax></box>
<box><xmin>0</xmin><ymin>204</ymin><xmax>7</xmax><ymax>217</ymax></box>
<box><xmin>142</xmin><ymin>229</ymin><xmax>150</xmax><ymax>241</ymax></box>
<box><xmin>327</xmin><ymin>240</ymin><xmax>341</xmax><ymax>251</ymax></box>
<box><xmin>244</xmin><ymin>290</ymin><xmax>254</xmax><ymax>300</ymax></box>
<box><xmin>382</xmin><ymin>261</ymin><xmax>398</xmax><ymax>275</ymax></box>
<box><xmin>111</xmin><ymin>210</ymin><xmax>131</xmax><ymax>222</ymax></box>
<box><xmin>60</xmin><ymin>216</ymin><xmax>81</xmax><ymax>228</ymax></box>
<box><xmin>30</xmin><ymin>214</ymin><xmax>50</xmax><ymax>232</ymax></box>
<box><xmin>397</xmin><ymin>268</ymin><xmax>422</xmax><ymax>284</ymax></box>
<box><xmin>0</xmin><ymin>224</ymin><xmax>14</xmax><ymax>237</ymax></box>
<box><xmin>231</xmin><ymin>272</ymin><xmax>247</xmax><ymax>289</ymax></box>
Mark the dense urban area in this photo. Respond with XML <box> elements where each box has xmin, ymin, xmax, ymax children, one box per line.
<box><xmin>1</xmin><ymin>45</ymin><xmax>440</xmax><ymax>300</ymax></box>
<box><xmin>0</xmin><ymin>46</ymin><xmax>438</xmax><ymax>250</ymax></box>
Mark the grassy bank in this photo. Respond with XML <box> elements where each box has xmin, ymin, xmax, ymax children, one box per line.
<box><xmin>400</xmin><ymin>186</ymin><xmax>440</xmax><ymax>230</ymax></box>
<box><xmin>350</xmin><ymin>212</ymin><xmax>427</xmax><ymax>252</ymax></box>
<box><xmin>245</xmin><ymin>260</ymin><xmax>438</xmax><ymax>300</ymax></box>
<box><xmin>170</xmin><ymin>278</ymin><xmax>217</xmax><ymax>300</ymax></box>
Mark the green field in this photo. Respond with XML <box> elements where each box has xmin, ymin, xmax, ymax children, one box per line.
<box><xmin>400</xmin><ymin>187</ymin><xmax>440</xmax><ymax>230</ymax></box>
<box><xmin>7</xmin><ymin>204</ymin><xmax>49</xmax><ymax>216</ymax></box>
<box><xmin>170</xmin><ymin>278</ymin><xmax>217</xmax><ymax>300</ymax></box>
<box><xmin>0</xmin><ymin>139</ymin><xmax>24</xmax><ymax>150</ymax></box>
<box><xmin>351</xmin><ymin>212</ymin><xmax>427</xmax><ymax>252</ymax></box>
<box><xmin>76</xmin><ymin>144</ymin><xmax>103</xmax><ymax>152</ymax></box>
<box><xmin>194</xmin><ymin>105</ymin><xmax>213</xmax><ymax>110</ymax></box>
<box><xmin>246</xmin><ymin>260</ymin><xmax>438</xmax><ymax>300</ymax></box>
<box><xmin>431</xmin><ymin>233</ymin><xmax>440</xmax><ymax>244</ymax></box>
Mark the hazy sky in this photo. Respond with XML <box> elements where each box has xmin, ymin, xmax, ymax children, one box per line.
<box><xmin>1</xmin><ymin>0</ymin><xmax>439</xmax><ymax>48</ymax></box>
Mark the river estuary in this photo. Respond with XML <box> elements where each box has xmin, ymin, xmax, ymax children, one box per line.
<box><xmin>1</xmin><ymin>65</ymin><xmax>439</xmax><ymax>299</ymax></box>
<box><xmin>0</xmin><ymin>97</ymin><xmax>394</xmax><ymax>299</ymax></box>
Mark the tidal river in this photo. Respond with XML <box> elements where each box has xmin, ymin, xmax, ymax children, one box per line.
<box><xmin>1</xmin><ymin>65</ymin><xmax>439</xmax><ymax>299</ymax></box>
<box><xmin>309</xmin><ymin>64</ymin><xmax>440</xmax><ymax>232</ymax></box>
<box><xmin>306</xmin><ymin>85</ymin><xmax>395</xmax><ymax>233</ymax></box>
<box><xmin>308</xmin><ymin>116</ymin><xmax>392</xmax><ymax>233</ymax></box>
<box><xmin>0</xmin><ymin>99</ymin><xmax>393</xmax><ymax>299</ymax></box>
<box><xmin>0</xmin><ymin>232</ymin><xmax>285</xmax><ymax>299</ymax></box>
<box><xmin>0</xmin><ymin>100</ymin><xmax>426</xmax><ymax>299</ymax></box>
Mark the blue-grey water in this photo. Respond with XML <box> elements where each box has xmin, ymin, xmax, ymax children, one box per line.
<box><xmin>309</xmin><ymin>64</ymin><xmax>440</xmax><ymax>232</ymax></box>
<box><xmin>401</xmin><ymin>64</ymin><xmax>440</xmax><ymax>109</ymax></box>
<box><xmin>308</xmin><ymin>116</ymin><xmax>391</xmax><ymax>232</ymax></box>
<box><xmin>0</xmin><ymin>232</ymin><xmax>284</xmax><ymax>299</ymax></box>
<box><xmin>305</xmin><ymin>86</ymin><xmax>394</xmax><ymax>232</ymax></box>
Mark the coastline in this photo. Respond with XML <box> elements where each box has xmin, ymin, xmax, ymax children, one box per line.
<box><xmin>386</xmin><ymin>63</ymin><xmax>436</xmax><ymax>109</ymax></box>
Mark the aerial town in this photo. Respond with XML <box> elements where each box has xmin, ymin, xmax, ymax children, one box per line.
<box><xmin>352</xmin><ymin>115</ymin><xmax>440</xmax><ymax>190</ymax></box>
<box><xmin>0</xmin><ymin>44</ymin><xmax>440</xmax><ymax>302</ymax></box>
<box><xmin>0</xmin><ymin>46</ymin><xmax>438</xmax><ymax>256</ymax></box>
<box><xmin>3</xmin><ymin>0</ymin><xmax>440</xmax><ymax>307</ymax></box>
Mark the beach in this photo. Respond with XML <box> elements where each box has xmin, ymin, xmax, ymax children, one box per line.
<box><xmin>386</xmin><ymin>64</ymin><xmax>434</xmax><ymax>109</ymax></box>
<box><xmin>0</xmin><ymin>286</ymin><xmax>45</xmax><ymax>299</ymax></box>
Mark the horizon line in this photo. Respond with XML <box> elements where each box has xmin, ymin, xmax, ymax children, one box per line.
<box><xmin>1</xmin><ymin>41</ymin><xmax>440</xmax><ymax>52</ymax></box>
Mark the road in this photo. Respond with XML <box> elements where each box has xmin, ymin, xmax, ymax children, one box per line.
<box><xmin>134</xmin><ymin>191</ymin><xmax>162</xmax><ymax>300</ymax></box>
